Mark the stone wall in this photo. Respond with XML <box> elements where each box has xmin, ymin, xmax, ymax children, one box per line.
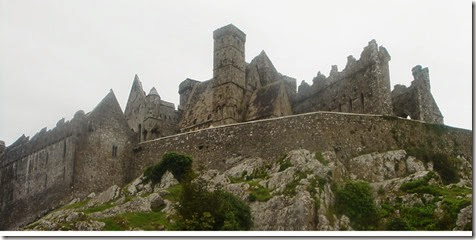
<box><xmin>0</xmin><ymin>91</ymin><xmax>136</xmax><ymax>230</ymax></box>
<box><xmin>132</xmin><ymin>111</ymin><xmax>472</xmax><ymax>178</ymax></box>
<box><xmin>0</xmin><ymin>131</ymin><xmax>79</xmax><ymax>229</ymax></box>
<box><xmin>293</xmin><ymin>40</ymin><xmax>392</xmax><ymax>116</ymax></box>
<box><xmin>73</xmin><ymin>91</ymin><xmax>136</xmax><ymax>198</ymax></box>
<box><xmin>392</xmin><ymin>65</ymin><xmax>443</xmax><ymax>124</ymax></box>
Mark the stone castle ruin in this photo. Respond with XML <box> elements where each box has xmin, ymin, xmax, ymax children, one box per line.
<box><xmin>126</xmin><ymin>24</ymin><xmax>442</xmax><ymax>140</ymax></box>
<box><xmin>0</xmin><ymin>24</ymin><xmax>446</xmax><ymax>229</ymax></box>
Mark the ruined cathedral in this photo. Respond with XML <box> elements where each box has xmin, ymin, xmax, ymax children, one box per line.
<box><xmin>125</xmin><ymin>24</ymin><xmax>443</xmax><ymax>142</ymax></box>
<box><xmin>0</xmin><ymin>24</ymin><xmax>444</xmax><ymax>229</ymax></box>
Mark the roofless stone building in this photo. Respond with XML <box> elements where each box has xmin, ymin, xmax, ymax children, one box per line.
<box><xmin>0</xmin><ymin>24</ymin><xmax>447</xmax><ymax>229</ymax></box>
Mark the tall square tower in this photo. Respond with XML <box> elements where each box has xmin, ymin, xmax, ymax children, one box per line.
<box><xmin>212</xmin><ymin>24</ymin><xmax>246</xmax><ymax>126</ymax></box>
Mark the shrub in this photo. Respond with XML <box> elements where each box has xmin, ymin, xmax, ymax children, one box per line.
<box><xmin>335</xmin><ymin>181</ymin><xmax>379</xmax><ymax>230</ymax></box>
<box><xmin>406</xmin><ymin>148</ymin><xmax>459</xmax><ymax>185</ymax></box>
<box><xmin>143</xmin><ymin>152</ymin><xmax>193</xmax><ymax>184</ymax></box>
<box><xmin>386</xmin><ymin>217</ymin><xmax>411</xmax><ymax>230</ymax></box>
<box><xmin>175</xmin><ymin>177</ymin><xmax>252</xmax><ymax>230</ymax></box>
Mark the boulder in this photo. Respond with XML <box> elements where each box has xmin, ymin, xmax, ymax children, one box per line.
<box><xmin>87</xmin><ymin>185</ymin><xmax>121</xmax><ymax>207</ymax></box>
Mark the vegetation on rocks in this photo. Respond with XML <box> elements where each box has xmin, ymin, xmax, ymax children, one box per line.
<box><xmin>334</xmin><ymin>181</ymin><xmax>379</xmax><ymax>230</ymax></box>
<box><xmin>247</xmin><ymin>181</ymin><xmax>272</xmax><ymax>202</ymax></box>
<box><xmin>176</xmin><ymin>177</ymin><xmax>252</xmax><ymax>230</ymax></box>
<box><xmin>22</xmin><ymin>148</ymin><xmax>472</xmax><ymax>232</ymax></box>
<box><xmin>406</xmin><ymin>148</ymin><xmax>460</xmax><ymax>184</ymax></box>
<box><xmin>144</xmin><ymin>152</ymin><xmax>193</xmax><ymax>184</ymax></box>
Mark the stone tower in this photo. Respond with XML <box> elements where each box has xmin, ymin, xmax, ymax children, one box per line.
<box><xmin>391</xmin><ymin>65</ymin><xmax>443</xmax><ymax>124</ymax></box>
<box><xmin>211</xmin><ymin>24</ymin><xmax>247</xmax><ymax>126</ymax></box>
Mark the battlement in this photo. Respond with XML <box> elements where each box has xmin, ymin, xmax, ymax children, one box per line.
<box><xmin>293</xmin><ymin>39</ymin><xmax>392</xmax><ymax>116</ymax></box>
<box><xmin>0</xmin><ymin>114</ymin><xmax>85</xmax><ymax>168</ymax></box>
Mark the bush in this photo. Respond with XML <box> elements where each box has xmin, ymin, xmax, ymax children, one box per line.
<box><xmin>386</xmin><ymin>217</ymin><xmax>411</xmax><ymax>230</ymax></box>
<box><xmin>406</xmin><ymin>148</ymin><xmax>459</xmax><ymax>185</ymax></box>
<box><xmin>175</xmin><ymin>177</ymin><xmax>252</xmax><ymax>230</ymax></box>
<box><xmin>335</xmin><ymin>181</ymin><xmax>379</xmax><ymax>230</ymax></box>
<box><xmin>143</xmin><ymin>152</ymin><xmax>193</xmax><ymax>184</ymax></box>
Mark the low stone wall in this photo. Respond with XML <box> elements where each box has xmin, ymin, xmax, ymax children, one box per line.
<box><xmin>133</xmin><ymin>111</ymin><xmax>472</xmax><ymax>177</ymax></box>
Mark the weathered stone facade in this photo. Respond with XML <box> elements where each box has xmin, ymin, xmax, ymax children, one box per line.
<box><xmin>0</xmin><ymin>91</ymin><xmax>136</xmax><ymax>229</ymax></box>
<box><xmin>178</xmin><ymin>24</ymin><xmax>297</xmax><ymax>132</ymax></box>
<box><xmin>0</xmin><ymin>24</ymin><xmax>455</xmax><ymax>230</ymax></box>
<box><xmin>391</xmin><ymin>65</ymin><xmax>444</xmax><ymax>124</ymax></box>
<box><xmin>176</xmin><ymin>24</ymin><xmax>442</xmax><ymax>134</ymax></box>
<box><xmin>124</xmin><ymin>75</ymin><xmax>179</xmax><ymax>142</ymax></box>
<box><xmin>293</xmin><ymin>40</ymin><xmax>392</xmax><ymax>116</ymax></box>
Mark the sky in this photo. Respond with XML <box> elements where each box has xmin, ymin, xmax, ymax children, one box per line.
<box><xmin>0</xmin><ymin>0</ymin><xmax>472</xmax><ymax>146</ymax></box>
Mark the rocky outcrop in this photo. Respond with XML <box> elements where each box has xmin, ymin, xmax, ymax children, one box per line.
<box><xmin>23</xmin><ymin>148</ymin><xmax>472</xmax><ymax>231</ymax></box>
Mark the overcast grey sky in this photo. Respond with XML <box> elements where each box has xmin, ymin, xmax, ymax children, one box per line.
<box><xmin>0</xmin><ymin>0</ymin><xmax>472</xmax><ymax>146</ymax></box>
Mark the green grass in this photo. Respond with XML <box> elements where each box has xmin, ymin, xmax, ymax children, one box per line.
<box><xmin>314</xmin><ymin>151</ymin><xmax>328</xmax><ymax>165</ymax></box>
<box><xmin>100</xmin><ymin>211</ymin><xmax>171</xmax><ymax>231</ymax></box>
<box><xmin>250</xmin><ymin>165</ymin><xmax>270</xmax><ymax>179</ymax></box>
<box><xmin>399</xmin><ymin>203</ymin><xmax>437</xmax><ymax>230</ymax></box>
<box><xmin>387</xmin><ymin>174</ymin><xmax>472</xmax><ymax>230</ymax></box>
<box><xmin>278</xmin><ymin>158</ymin><xmax>292</xmax><ymax>172</ymax></box>
<box><xmin>228</xmin><ymin>176</ymin><xmax>245</xmax><ymax>183</ymax></box>
<box><xmin>307</xmin><ymin>177</ymin><xmax>318</xmax><ymax>196</ymax></box>
<box><xmin>247</xmin><ymin>181</ymin><xmax>272</xmax><ymax>202</ymax></box>
<box><xmin>82</xmin><ymin>201</ymin><xmax>116</xmax><ymax>214</ymax></box>
<box><xmin>162</xmin><ymin>184</ymin><xmax>183</xmax><ymax>202</ymax></box>
<box><xmin>64</xmin><ymin>199</ymin><xmax>90</xmax><ymax>210</ymax></box>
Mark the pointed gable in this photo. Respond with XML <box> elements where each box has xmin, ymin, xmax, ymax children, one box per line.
<box><xmin>124</xmin><ymin>74</ymin><xmax>147</xmax><ymax>117</ymax></box>
<box><xmin>245</xmin><ymin>81</ymin><xmax>293</xmax><ymax>121</ymax></box>
<box><xmin>246</xmin><ymin>50</ymin><xmax>281</xmax><ymax>88</ymax></box>
<box><xmin>89</xmin><ymin>90</ymin><xmax>128</xmax><ymax>127</ymax></box>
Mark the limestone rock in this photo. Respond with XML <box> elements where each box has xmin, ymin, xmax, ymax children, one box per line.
<box><xmin>157</xmin><ymin>171</ymin><xmax>179</xmax><ymax>189</ymax></box>
<box><xmin>86</xmin><ymin>185</ymin><xmax>121</xmax><ymax>208</ymax></box>
<box><xmin>90</xmin><ymin>197</ymin><xmax>151</xmax><ymax>219</ymax></box>
<box><xmin>454</xmin><ymin>205</ymin><xmax>472</xmax><ymax>230</ymax></box>
<box><xmin>148</xmin><ymin>193</ymin><xmax>165</xmax><ymax>211</ymax></box>
<box><xmin>251</xmin><ymin>191</ymin><xmax>315</xmax><ymax>230</ymax></box>
<box><xmin>223</xmin><ymin>157</ymin><xmax>266</xmax><ymax>179</ymax></box>
<box><xmin>348</xmin><ymin>150</ymin><xmax>420</xmax><ymax>182</ymax></box>
<box><xmin>75</xmin><ymin>220</ymin><xmax>105</xmax><ymax>231</ymax></box>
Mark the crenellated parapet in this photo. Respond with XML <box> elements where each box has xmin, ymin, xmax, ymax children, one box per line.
<box><xmin>293</xmin><ymin>39</ymin><xmax>393</xmax><ymax>115</ymax></box>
